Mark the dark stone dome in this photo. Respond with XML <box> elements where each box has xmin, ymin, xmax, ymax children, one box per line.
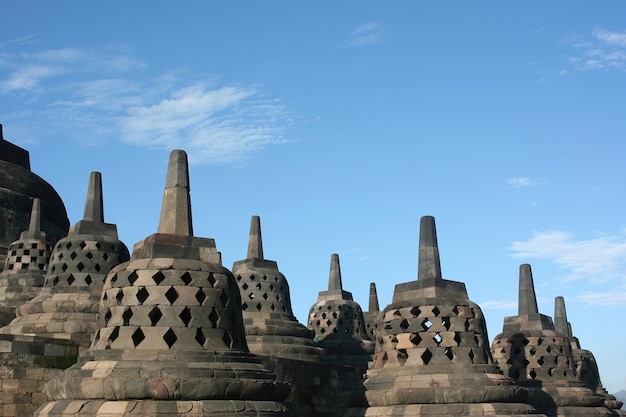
<box><xmin>0</xmin><ymin>130</ymin><xmax>69</xmax><ymax>266</ymax></box>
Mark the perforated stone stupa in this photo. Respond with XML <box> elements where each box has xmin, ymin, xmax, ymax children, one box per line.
<box><xmin>35</xmin><ymin>150</ymin><xmax>293</xmax><ymax>417</ymax></box>
<box><xmin>307</xmin><ymin>253</ymin><xmax>374</xmax><ymax>371</ymax></box>
<box><xmin>363</xmin><ymin>282</ymin><xmax>380</xmax><ymax>340</ymax></box>
<box><xmin>554</xmin><ymin>297</ymin><xmax>625</xmax><ymax>416</ymax></box>
<box><xmin>344</xmin><ymin>216</ymin><xmax>537</xmax><ymax>417</ymax></box>
<box><xmin>491</xmin><ymin>264</ymin><xmax>610</xmax><ymax>417</ymax></box>
<box><xmin>0</xmin><ymin>172</ymin><xmax>130</xmax><ymax>349</ymax></box>
<box><xmin>0</xmin><ymin>198</ymin><xmax>51</xmax><ymax>326</ymax></box>
<box><xmin>232</xmin><ymin>215</ymin><xmax>324</xmax><ymax>362</ymax></box>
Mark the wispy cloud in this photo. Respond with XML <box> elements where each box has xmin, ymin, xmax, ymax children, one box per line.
<box><xmin>0</xmin><ymin>45</ymin><xmax>293</xmax><ymax>164</ymax></box>
<box><xmin>507</xmin><ymin>177</ymin><xmax>537</xmax><ymax>190</ymax></box>
<box><xmin>576</xmin><ymin>290</ymin><xmax>626</xmax><ymax>306</ymax></box>
<box><xmin>563</xmin><ymin>28</ymin><xmax>626</xmax><ymax>73</ymax></box>
<box><xmin>509</xmin><ymin>230</ymin><xmax>626</xmax><ymax>284</ymax></box>
<box><xmin>339</xmin><ymin>22</ymin><xmax>388</xmax><ymax>48</ymax></box>
<box><xmin>480</xmin><ymin>300</ymin><xmax>517</xmax><ymax>310</ymax></box>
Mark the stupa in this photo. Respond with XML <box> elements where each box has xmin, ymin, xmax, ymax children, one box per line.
<box><xmin>232</xmin><ymin>215</ymin><xmax>324</xmax><ymax>362</ymax></box>
<box><xmin>554</xmin><ymin>297</ymin><xmax>625</xmax><ymax>416</ymax></box>
<box><xmin>0</xmin><ymin>198</ymin><xmax>51</xmax><ymax>325</ymax></box>
<box><xmin>363</xmin><ymin>282</ymin><xmax>381</xmax><ymax>340</ymax></box>
<box><xmin>35</xmin><ymin>150</ymin><xmax>293</xmax><ymax>417</ymax></box>
<box><xmin>344</xmin><ymin>216</ymin><xmax>537</xmax><ymax>417</ymax></box>
<box><xmin>0</xmin><ymin>172</ymin><xmax>130</xmax><ymax>349</ymax></box>
<box><xmin>491</xmin><ymin>264</ymin><xmax>610</xmax><ymax>416</ymax></box>
<box><xmin>307</xmin><ymin>253</ymin><xmax>374</xmax><ymax>372</ymax></box>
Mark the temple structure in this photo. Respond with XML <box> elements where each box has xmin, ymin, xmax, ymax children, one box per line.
<box><xmin>363</xmin><ymin>282</ymin><xmax>380</xmax><ymax>340</ymax></box>
<box><xmin>554</xmin><ymin>297</ymin><xmax>625</xmax><ymax>416</ymax></box>
<box><xmin>35</xmin><ymin>150</ymin><xmax>293</xmax><ymax>416</ymax></box>
<box><xmin>491</xmin><ymin>265</ymin><xmax>610</xmax><ymax>416</ymax></box>
<box><xmin>344</xmin><ymin>216</ymin><xmax>538</xmax><ymax>417</ymax></box>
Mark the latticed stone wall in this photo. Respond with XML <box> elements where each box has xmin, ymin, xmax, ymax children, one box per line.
<box><xmin>308</xmin><ymin>300</ymin><xmax>368</xmax><ymax>341</ymax></box>
<box><xmin>373</xmin><ymin>299</ymin><xmax>493</xmax><ymax>369</ymax></box>
<box><xmin>237</xmin><ymin>272</ymin><xmax>293</xmax><ymax>317</ymax></box>
<box><xmin>3</xmin><ymin>240</ymin><xmax>51</xmax><ymax>273</ymax></box>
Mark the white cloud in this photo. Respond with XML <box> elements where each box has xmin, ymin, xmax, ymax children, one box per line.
<box><xmin>339</xmin><ymin>22</ymin><xmax>388</xmax><ymax>48</ymax></box>
<box><xmin>576</xmin><ymin>291</ymin><xmax>626</xmax><ymax>306</ymax></box>
<box><xmin>507</xmin><ymin>177</ymin><xmax>536</xmax><ymax>190</ymax></box>
<box><xmin>480</xmin><ymin>300</ymin><xmax>517</xmax><ymax>310</ymax></box>
<box><xmin>562</xmin><ymin>28</ymin><xmax>626</xmax><ymax>73</ymax></box>
<box><xmin>509</xmin><ymin>230</ymin><xmax>626</xmax><ymax>284</ymax></box>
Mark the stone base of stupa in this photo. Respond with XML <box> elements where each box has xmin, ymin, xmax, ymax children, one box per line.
<box><xmin>35</xmin><ymin>399</ymin><xmax>296</xmax><ymax>416</ymax></box>
<box><xmin>343</xmin><ymin>403</ymin><xmax>543</xmax><ymax>416</ymax></box>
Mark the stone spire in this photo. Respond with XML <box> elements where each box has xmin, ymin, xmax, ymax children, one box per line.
<box><xmin>369</xmin><ymin>282</ymin><xmax>379</xmax><ymax>312</ymax></box>
<box><xmin>1</xmin><ymin>172</ymin><xmax>130</xmax><ymax>350</ymax></box>
<box><xmin>491</xmin><ymin>266</ymin><xmax>609</xmax><ymax>416</ymax></box>
<box><xmin>519</xmin><ymin>264</ymin><xmax>539</xmax><ymax>316</ymax></box>
<box><xmin>363</xmin><ymin>282</ymin><xmax>381</xmax><ymax>339</ymax></box>
<box><xmin>555</xmin><ymin>297</ymin><xmax>625</xmax><ymax>415</ymax></box>
<box><xmin>0</xmin><ymin>198</ymin><xmax>52</xmax><ymax>326</ymax></box>
<box><xmin>345</xmin><ymin>215</ymin><xmax>536</xmax><ymax>416</ymax></box>
<box><xmin>232</xmin><ymin>215</ymin><xmax>324</xmax><ymax>363</ymax></box>
<box><xmin>308</xmin><ymin>253</ymin><xmax>373</xmax><ymax>372</ymax></box>
<box><xmin>37</xmin><ymin>150</ymin><xmax>292</xmax><ymax>417</ymax></box>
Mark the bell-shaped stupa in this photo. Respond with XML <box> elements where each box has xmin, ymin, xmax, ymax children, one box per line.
<box><xmin>35</xmin><ymin>150</ymin><xmax>293</xmax><ymax>417</ymax></box>
<box><xmin>491</xmin><ymin>265</ymin><xmax>610</xmax><ymax>416</ymax></box>
<box><xmin>308</xmin><ymin>253</ymin><xmax>374</xmax><ymax>371</ymax></box>
<box><xmin>0</xmin><ymin>198</ymin><xmax>51</xmax><ymax>325</ymax></box>
<box><xmin>232</xmin><ymin>215</ymin><xmax>324</xmax><ymax>362</ymax></box>
<box><xmin>1</xmin><ymin>172</ymin><xmax>130</xmax><ymax>349</ymax></box>
<box><xmin>554</xmin><ymin>297</ymin><xmax>625</xmax><ymax>416</ymax></box>
<box><xmin>344</xmin><ymin>216</ymin><xmax>536</xmax><ymax>417</ymax></box>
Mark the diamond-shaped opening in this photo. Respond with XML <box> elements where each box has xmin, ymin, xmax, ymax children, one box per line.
<box><xmin>548</xmin><ymin>367</ymin><xmax>554</xmax><ymax>377</ymax></box>
<box><xmin>262</xmin><ymin>275</ymin><xmax>268</xmax><ymax>281</ymax></box>
<box><xmin>208</xmin><ymin>308</ymin><xmax>219</xmax><ymax>327</ymax></box>
<box><xmin>116</xmin><ymin>289</ymin><xmax>124</xmax><ymax>304</ymax></box>
<box><xmin>321</xmin><ymin>312</ymin><xmax>327</xmax><ymax>319</ymax></box>
<box><xmin>332</xmin><ymin>312</ymin><xmax>338</xmax><ymax>319</ymax></box>
<box><xmin>103</xmin><ymin>253</ymin><xmax>109</xmax><ymax>261</ymax></box>
<box><xmin>76</xmin><ymin>261</ymin><xmax>85</xmax><ymax>272</ymax></box>
<box><xmin>67</xmin><ymin>274</ymin><xmax>75</xmax><ymax>285</ymax></box>
<box><xmin>529</xmin><ymin>347</ymin><xmax>536</xmax><ymax>355</ymax></box>
<box><xmin>421</xmin><ymin>318</ymin><xmax>432</xmax><ymax>331</ymax></box>
<box><xmin>397</xmin><ymin>348</ymin><xmax>408</xmax><ymax>365</ymax></box>
<box><xmin>473</xmin><ymin>335</ymin><xmax>480</xmax><ymax>346</ymax></box>
<box><xmin>128</xmin><ymin>271</ymin><xmax>139</xmax><ymax>285</ymax></box>
<box><xmin>256</xmin><ymin>303</ymin><xmax>262</xmax><ymax>311</ymax></box>
<box><xmin>523</xmin><ymin>359</ymin><xmax>530</xmax><ymax>366</ymax></box>
<box><xmin>399</xmin><ymin>318</ymin><xmax>410</xmax><ymax>330</ymax></box>
<box><xmin>410</xmin><ymin>306</ymin><xmax>421</xmax><ymax>317</ymax></box>
<box><xmin>270</xmin><ymin>304</ymin><xmax>276</xmax><ymax>311</ymax></box>
<box><xmin>136</xmin><ymin>287</ymin><xmax>149</xmax><ymax>304</ymax></box>
<box><xmin>469</xmin><ymin>349</ymin><xmax>475</xmax><ymax>362</ymax></box>
<box><xmin>249</xmin><ymin>274</ymin><xmax>255</xmax><ymax>281</ymax></box>
<box><xmin>537</xmin><ymin>357</ymin><xmax>545</xmax><ymax>366</ymax></box>
<box><xmin>79</xmin><ymin>241</ymin><xmax>87</xmax><ymax>249</ymax></box>
<box><xmin>510</xmin><ymin>368</ymin><xmax>521</xmax><ymax>380</ymax></box>
<box><xmin>433</xmin><ymin>332</ymin><xmax>443</xmax><ymax>345</ymax></box>
<box><xmin>537</xmin><ymin>338</ymin><xmax>543</xmax><ymax>345</ymax></box>
<box><xmin>179</xmin><ymin>307</ymin><xmax>192</xmax><ymax>327</ymax></box>
<box><xmin>70</xmin><ymin>251</ymin><xmax>77</xmax><ymax>260</ymax></box>
<box><xmin>103</xmin><ymin>292</ymin><xmax>108</xmax><ymax>301</ymax></box>
<box><xmin>275</xmin><ymin>294</ymin><xmax>281</xmax><ymax>301</ymax></box>
<box><xmin>104</xmin><ymin>308</ymin><xmax>112</xmax><ymax>326</ymax></box>
<box><xmin>195</xmin><ymin>288</ymin><xmax>206</xmax><ymax>305</ymax></box>
<box><xmin>442</xmin><ymin>317</ymin><xmax>451</xmax><ymax>330</ymax></box>
<box><xmin>207</xmin><ymin>273</ymin><xmax>216</xmax><ymax>286</ymax></box>
<box><xmin>109</xmin><ymin>326</ymin><xmax>120</xmax><ymax>342</ymax></box>
<box><xmin>269</xmin><ymin>283</ymin><xmax>274</xmax><ymax>290</ymax></box>
<box><xmin>546</xmin><ymin>346</ymin><xmax>552</xmax><ymax>353</ymax></box>
<box><xmin>61</xmin><ymin>263</ymin><xmax>68</xmax><ymax>272</ymax></box>
<box><xmin>522</xmin><ymin>338</ymin><xmax>530</xmax><ymax>346</ymax></box>
<box><xmin>409</xmin><ymin>333</ymin><xmax>422</xmax><ymax>346</ymax></box>
<box><xmin>152</xmin><ymin>271</ymin><xmax>166</xmax><ymax>285</ymax></box>
<box><xmin>249</xmin><ymin>293</ymin><xmax>255</xmax><ymax>300</ymax></box>
<box><xmin>242</xmin><ymin>283</ymin><xmax>249</xmax><ymax>290</ymax></box>
<box><xmin>326</xmin><ymin>319</ymin><xmax>332</xmax><ymax>326</ymax></box>
<box><xmin>132</xmin><ymin>328</ymin><xmax>145</xmax><ymax>347</ymax></box>
<box><xmin>282</xmin><ymin>305</ymin><xmax>287</xmax><ymax>312</ymax></box>
<box><xmin>222</xmin><ymin>331</ymin><xmax>232</xmax><ymax>348</ymax></box>
<box><xmin>149</xmin><ymin>307</ymin><xmax>163</xmax><ymax>326</ymax></box>
<box><xmin>421</xmin><ymin>348</ymin><xmax>433</xmax><ymax>365</ymax></box>
<box><xmin>241</xmin><ymin>302</ymin><xmax>248</xmax><ymax>311</ymax></box>
<box><xmin>529</xmin><ymin>369</ymin><xmax>537</xmax><ymax>380</ymax></box>
<box><xmin>86</xmin><ymin>252</ymin><xmax>93</xmax><ymax>260</ymax></box>
<box><xmin>94</xmin><ymin>263</ymin><xmax>101</xmax><ymax>272</ymax></box>
<box><xmin>432</xmin><ymin>306</ymin><xmax>440</xmax><ymax>316</ymax></box>
<box><xmin>53</xmin><ymin>276</ymin><xmax>60</xmax><ymax>285</ymax></box>
<box><xmin>111</xmin><ymin>273</ymin><xmax>118</xmax><ymax>283</ymax></box>
<box><xmin>256</xmin><ymin>282</ymin><xmax>262</xmax><ymax>290</ymax></box>
<box><xmin>163</xmin><ymin>328</ymin><xmax>177</xmax><ymax>348</ymax></box>
<box><xmin>444</xmin><ymin>347</ymin><xmax>454</xmax><ymax>361</ymax></box>
<box><xmin>262</xmin><ymin>293</ymin><xmax>268</xmax><ymax>300</ymax></box>
<box><xmin>165</xmin><ymin>287</ymin><xmax>179</xmax><ymax>304</ymax></box>
<box><xmin>320</xmin><ymin>328</ymin><xmax>326</xmax><ymax>334</ymax></box>
<box><xmin>85</xmin><ymin>275</ymin><xmax>93</xmax><ymax>286</ymax></box>
<box><xmin>122</xmin><ymin>308</ymin><xmax>133</xmax><ymax>325</ymax></box>
<box><xmin>454</xmin><ymin>332</ymin><xmax>462</xmax><ymax>346</ymax></box>
<box><xmin>195</xmin><ymin>328</ymin><xmax>206</xmax><ymax>347</ymax></box>
<box><xmin>181</xmin><ymin>271</ymin><xmax>192</xmax><ymax>285</ymax></box>
<box><xmin>220</xmin><ymin>291</ymin><xmax>229</xmax><ymax>307</ymax></box>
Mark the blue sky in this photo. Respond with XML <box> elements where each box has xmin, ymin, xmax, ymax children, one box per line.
<box><xmin>2</xmin><ymin>1</ymin><xmax>626</xmax><ymax>393</ymax></box>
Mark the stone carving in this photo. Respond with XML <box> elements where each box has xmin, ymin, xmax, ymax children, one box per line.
<box><xmin>0</xmin><ymin>172</ymin><xmax>130</xmax><ymax>349</ymax></box>
<box><xmin>0</xmin><ymin>198</ymin><xmax>51</xmax><ymax>326</ymax></box>
<box><xmin>344</xmin><ymin>216</ymin><xmax>537</xmax><ymax>417</ymax></box>
<box><xmin>491</xmin><ymin>264</ymin><xmax>610</xmax><ymax>416</ymax></box>
<box><xmin>232</xmin><ymin>215</ymin><xmax>324</xmax><ymax>362</ymax></box>
<box><xmin>554</xmin><ymin>297</ymin><xmax>625</xmax><ymax>416</ymax></box>
<box><xmin>35</xmin><ymin>150</ymin><xmax>294</xmax><ymax>416</ymax></box>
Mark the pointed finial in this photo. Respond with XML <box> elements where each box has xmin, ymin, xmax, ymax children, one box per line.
<box><xmin>567</xmin><ymin>322</ymin><xmax>573</xmax><ymax>338</ymax></box>
<box><xmin>29</xmin><ymin>198</ymin><xmax>41</xmax><ymax>232</ymax></box>
<box><xmin>554</xmin><ymin>296</ymin><xmax>569</xmax><ymax>335</ymax></box>
<box><xmin>157</xmin><ymin>150</ymin><xmax>193</xmax><ymax>236</ymax></box>
<box><xmin>418</xmin><ymin>216</ymin><xmax>443</xmax><ymax>281</ymax></box>
<box><xmin>369</xmin><ymin>282</ymin><xmax>380</xmax><ymax>312</ymax></box>
<box><xmin>518</xmin><ymin>264</ymin><xmax>539</xmax><ymax>316</ymax></box>
<box><xmin>328</xmin><ymin>253</ymin><xmax>343</xmax><ymax>291</ymax></box>
<box><xmin>83</xmin><ymin>172</ymin><xmax>104</xmax><ymax>223</ymax></box>
<box><xmin>247</xmin><ymin>215</ymin><xmax>264</xmax><ymax>259</ymax></box>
